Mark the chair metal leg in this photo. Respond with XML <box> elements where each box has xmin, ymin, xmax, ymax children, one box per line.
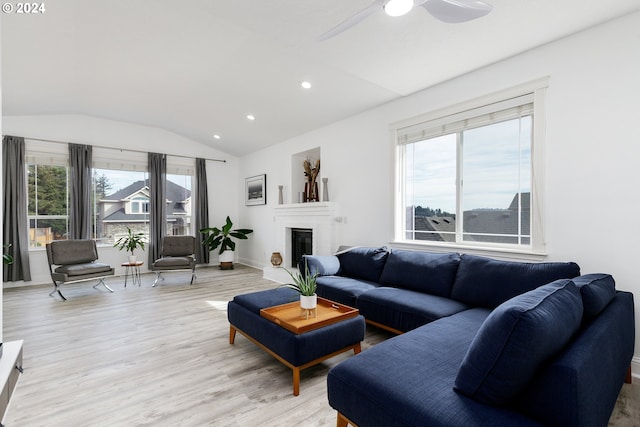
<box><xmin>190</xmin><ymin>268</ymin><xmax>196</xmax><ymax>285</ymax></box>
<box><xmin>152</xmin><ymin>272</ymin><xmax>164</xmax><ymax>287</ymax></box>
<box><xmin>93</xmin><ymin>278</ymin><xmax>114</xmax><ymax>293</ymax></box>
<box><xmin>49</xmin><ymin>282</ymin><xmax>67</xmax><ymax>301</ymax></box>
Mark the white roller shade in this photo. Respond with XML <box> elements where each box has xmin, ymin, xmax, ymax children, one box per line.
<box><xmin>397</xmin><ymin>93</ymin><xmax>534</xmax><ymax>145</ymax></box>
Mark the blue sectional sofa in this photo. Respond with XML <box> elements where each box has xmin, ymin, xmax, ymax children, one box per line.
<box><xmin>302</xmin><ymin>247</ymin><xmax>635</xmax><ymax>427</ymax></box>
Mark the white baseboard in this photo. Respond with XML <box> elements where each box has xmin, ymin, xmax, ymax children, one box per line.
<box><xmin>631</xmin><ymin>356</ymin><xmax>640</xmax><ymax>379</ymax></box>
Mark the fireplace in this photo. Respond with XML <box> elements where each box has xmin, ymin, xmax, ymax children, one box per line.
<box><xmin>291</xmin><ymin>228</ymin><xmax>313</xmax><ymax>267</ymax></box>
<box><xmin>264</xmin><ymin>202</ymin><xmax>339</xmax><ymax>283</ymax></box>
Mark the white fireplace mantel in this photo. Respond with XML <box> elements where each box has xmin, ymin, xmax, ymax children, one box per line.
<box><xmin>263</xmin><ymin>202</ymin><xmax>340</xmax><ymax>283</ymax></box>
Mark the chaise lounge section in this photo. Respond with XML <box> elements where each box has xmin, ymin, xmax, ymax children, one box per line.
<box><xmin>302</xmin><ymin>247</ymin><xmax>635</xmax><ymax>426</ymax></box>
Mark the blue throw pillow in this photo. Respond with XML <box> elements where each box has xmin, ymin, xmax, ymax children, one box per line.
<box><xmin>379</xmin><ymin>250</ymin><xmax>460</xmax><ymax>297</ymax></box>
<box><xmin>300</xmin><ymin>255</ymin><xmax>341</xmax><ymax>276</ymax></box>
<box><xmin>337</xmin><ymin>246</ymin><xmax>389</xmax><ymax>283</ymax></box>
<box><xmin>454</xmin><ymin>279</ymin><xmax>583</xmax><ymax>405</ymax></box>
<box><xmin>572</xmin><ymin>273</ymin><xmax>616</xmax><ymax>322</ymax></box>
<box><xmin>450</xmin><ymin>254</ymin><xmax>581</xmax><ymax>308</ymax></box>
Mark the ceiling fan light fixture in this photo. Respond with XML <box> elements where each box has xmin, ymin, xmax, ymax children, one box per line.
<box><xmin>384</xmin><ymin>0</ymin><xmax>414</xmax><ymax>17</ymax></box>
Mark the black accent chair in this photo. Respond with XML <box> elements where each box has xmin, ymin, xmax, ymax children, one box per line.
<box><xmin>46</xmin><ymin>240</ymin><xmax>115</xmax><ymax>300</ymax></box>
<box><xmin>150</xmin><ymin>236</ymin><xmax>197</xmax><ymax>286</ymax></box>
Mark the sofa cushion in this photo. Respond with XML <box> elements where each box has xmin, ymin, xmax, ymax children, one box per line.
<box><xmin>572</xmin><ymin>273</ymin><xmax>616</xmax><ymax>323</ymax></box>
<box><xmin>450</xmin><ymin>254</ymin><xmax>581</xmax><ymax>308</ymax></box>
<box><xmin>55</xmin><ymin>262</ymin><xmax>112</xmax><ymax>277</ymax></box>
<box><xmin>337</xmin><ymin>246</ymin><xmax>389</xmax><ymax>283</ymax></box>
<box><xmin>315</xmin><ymin>276</ymin><xmax>379</xmax><ymax>308</ymax></box>
<box><xmin>379</xmin><ymin>250</ymin><xmax>460</xmax><ymax>297</ymax></box>
<box><xmin>454</xmin><ymin>279</ymin><xmax>583</xmax><ymax>405</ymax></box>
<box><xmin>357</xmin><ymin>287</ymin><xmax>470</xmax><ymax>332</ymax></box>
<box><xmin>301</xmin><ymin>255</ymin><xmax>341</xmax><ymax>276</ymax></box>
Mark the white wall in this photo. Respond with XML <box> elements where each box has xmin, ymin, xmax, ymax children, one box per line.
<box><xmin>2</xmin><ymin>114</ymin><xmax>239</xmax><ymax>285</ymax></box>
<box><xmin>239</xmin><ymin>12</ymin><xmax>640</xmax><ymax>369</ymax></box>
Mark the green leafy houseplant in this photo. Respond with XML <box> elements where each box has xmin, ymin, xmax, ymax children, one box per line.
<box><xmin>200</xmin><ymin>216</ymin><xmax>253</xmax><ymax>255</ymax></box>
<box><xmin>283</xmin><ymin>261</ymin><xmax>318</xmax><ymax>297</ymax></box>
<box><xmin>3</xmin><ymin>243</ymin><xmax>13</xmax><ymax>265</ymax></box>
<box><xmin>113</xmin><ymin>227</ymin><xmax>146</xmax><ymax>255</ymax></box>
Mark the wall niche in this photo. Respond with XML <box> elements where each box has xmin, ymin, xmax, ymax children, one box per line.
<box><xmin>291</xmin><ymin>147</ymin><xmax>321</xmax><ymax>204</ymax></box>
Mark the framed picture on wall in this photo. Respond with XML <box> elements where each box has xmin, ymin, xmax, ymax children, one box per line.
<box><xmin>245</xmin><ymin>174</ymin><xmax>266</xmax><ymax>206</ymax></box>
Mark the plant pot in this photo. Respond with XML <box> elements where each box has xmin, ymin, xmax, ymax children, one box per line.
<box><xmin>300</xmin><ymin>294</ymin><xmax>317</xmax><ymax>319</ymax></box>
<box><xmin>219</xmin><ymin>250</ymin><xmax>234</xmax><ymax>270</ymax></box>
<box><xmin>128</xmin><ymin>255</ymin><xmax>137</xmax><ymax>264</ymax></box>
<box><xmin>300</xmin><ymin>294</ymin><xmax>317</xmax><ymax>310</ymax></box>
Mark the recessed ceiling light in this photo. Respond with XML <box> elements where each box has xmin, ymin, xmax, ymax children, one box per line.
<box><xmin>213</xmin><ymin>134</ymin><xmax>221</xmax><ymax>139</ymax></box>
<box><xmin>246</xmin><ymin>114</ymin><xmax>255</xmax><ymax>121</ymax></box>
<box><xmin>384</xmin><ymin>0</ymin><xmax>414</xmax><ymax>17</ymax></box>
<box><xmin>301</xmin><ymin>81</ymin><xmax>312</xmax><ymax>89</ymax></box>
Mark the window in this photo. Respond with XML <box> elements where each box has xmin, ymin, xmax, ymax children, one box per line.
<box><xmin>93</xmin><ymin>167</ymin><xmax>149</xmax><ymax>245</ymax></box>
<box><xmin>27</xmin><ymin>163</ymin><xmax>69</xmax><ymax>247</ymax></box>
<box><xmin>395</xmin><ymin>82</ymin><xmax>546</xmax><ymax>254</ymax></box>
<box><xmin>130</xmin><ymin>197</ymin><xmax>149</xmax><ymax>214</ymax></box>
<box><xmin>25</xmin><ymin>142</ymin><xmax>197</xmax><ymax>248</ymax></box>
<box><xmin>166</xmin><ymin>172</ymin><xmax>192</xmax><ymax>236</ymax></box>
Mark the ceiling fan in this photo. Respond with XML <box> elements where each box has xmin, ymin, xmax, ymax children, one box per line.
<box><xmin>318</xmin><ymin>0</ymin><xmax>493</xmax><ymax>41</ymax></box>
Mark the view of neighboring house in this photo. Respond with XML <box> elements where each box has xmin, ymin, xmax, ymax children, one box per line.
<box><xmin>410</xmin><ymin>193</ymin><xmax>530</xmax><ymax>245</ymax></box>
<box><xmin>97</xmin><ymin>179</ymin><xmax>192</xmax><ymax>243</ymax></box>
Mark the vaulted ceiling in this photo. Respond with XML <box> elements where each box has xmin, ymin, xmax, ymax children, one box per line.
<box><xmin>3</xmin><ymin>0</ymin><xmax>639</xmax><ymax>156</ymax></box>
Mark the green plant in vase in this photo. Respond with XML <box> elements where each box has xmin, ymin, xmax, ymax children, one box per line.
<box><xmin>113</xmin><ymin>227</ymin><xmax>146</xmax><ymax>263</ymax></box>
<box><xmin>200</xmin><ymin>216</ymin><xmax>253</xmax><ymax>269</ymax></box>
<box><xmin>283</xmin><ymin>260</ymin><xmax>319</xmax><ymax>317</ymax></box>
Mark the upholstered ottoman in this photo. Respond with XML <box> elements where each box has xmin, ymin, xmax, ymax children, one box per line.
<box><xmin>228</xmin><ymin>287</ymin><xmax>365</xmax><ymax>395</ymax></box>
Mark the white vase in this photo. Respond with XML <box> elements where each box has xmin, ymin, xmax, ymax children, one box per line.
<box><xmin>219</xmin><ymin>250</ymin><xmax>234</xmax><ymax>263</ymax></box>
<box><xmin>128</xmin><ymin>255</ymin><xmax>137</xmax><ymax>264</ymax></box>
<box><xmin>300</xmin><ymin>294</ymin><xmax>317</xmax><ymax>310</ymax></box>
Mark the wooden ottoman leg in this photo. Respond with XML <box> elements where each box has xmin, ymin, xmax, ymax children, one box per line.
<box><xmin>353</xmin><ymin>342</ymin><xmax>361</xmax><ymax>355</ymax></box>
<box><xmin>293</xmin><ymin>367</ymin><xmax>301</xmax><ymax>396</ymax></box>
<box><xmin>229</xmin><ymin>325</ymin><xmax>237</xmax><ymax>344</ymax></box>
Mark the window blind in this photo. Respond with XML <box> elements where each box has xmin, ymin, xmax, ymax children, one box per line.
<box><xmin>397</xmin><ymin>93</ymin><xmax>534</xmax><ymax>145</ymax></box>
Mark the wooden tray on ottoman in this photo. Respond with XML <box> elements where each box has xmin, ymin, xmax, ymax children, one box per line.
<box><xmin>260</xmin><ymin>297</ymin><xmax>359</xmax><ymax>334</ymax></box>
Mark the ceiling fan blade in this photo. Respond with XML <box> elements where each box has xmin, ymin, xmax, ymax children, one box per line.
<box><xmin>421</xmin><ymin>0</ymin><xmax>492</xmax><ymax>24</ymax></box>
<box><xmin>317</xmin><ymin>0</ymin><xmax>385</xmax><ymax>41</ymax></box>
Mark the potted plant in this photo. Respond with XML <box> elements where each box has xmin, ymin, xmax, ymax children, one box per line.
<box><xmin>3</xmin><ymin>243</ymin><xmax>13</xmax><ymax>265</ymax></box>
<box><xmin>283</xmin><ymin>260</ymin><xmax>319</xmax><ymax>314</ymax></box>
<box><xmin>113</xmin><ymin>227</ymin><xmax>146</xmax><ymax>263</ymax></box>
<box><xmin>200</xmin><ymin>216</ymin><xmax>253</xmax><ymax>270</ymax></box>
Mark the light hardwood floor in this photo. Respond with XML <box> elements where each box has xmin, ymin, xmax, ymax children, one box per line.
<box><xmin>2</xmin><ymin>265</ymin><xmax>638</xmax><ymax>426</ymax></box>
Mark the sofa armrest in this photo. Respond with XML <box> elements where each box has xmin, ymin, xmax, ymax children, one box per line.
<box><xmin>301</xmin><ymin>255</ymin><xmax>340</xmax><ymax>276</ymax></box>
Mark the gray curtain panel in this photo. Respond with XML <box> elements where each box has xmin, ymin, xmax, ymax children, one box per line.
<box><xmin>195</xmin><ymin>158</ymin><xmax>209</xmax><ymax>264</ymax></box>
<box><xmin>148</xmin><ymin>152</ymin><xmax>166</xmax><ymax>265</ymax></box>
<box><xmin>2</xmin><ymin>135</ymin><xmax>32</xmax><ymax>281</ymax></box>
<box><xmin>68</xmin><ymin>143</ymin><xmax>93</xmax><ymax>240</ymax></box>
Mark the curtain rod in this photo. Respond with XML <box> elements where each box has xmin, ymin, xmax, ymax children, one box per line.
<box><xmin>19</xmin><ymin>136</ymin><xmax>227</xmax><ymax>163</ymax></box>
